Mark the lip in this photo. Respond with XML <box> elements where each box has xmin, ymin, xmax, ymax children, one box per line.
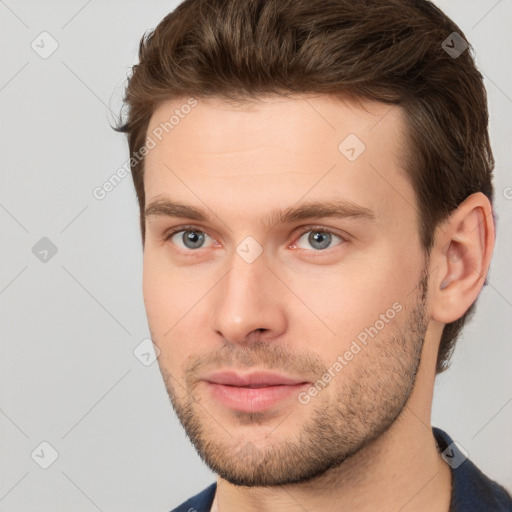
<box><xmin>203</xmin><ymin>370</ymin><xmax>309</xmax><ymax>387</ymax></box>
<box><xmin>202</xmin><ymin>371</ymin><xmax>310</xmax><ymax>412</ymax></box>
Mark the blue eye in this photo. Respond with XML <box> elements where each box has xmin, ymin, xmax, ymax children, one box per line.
<box><xmin>164</xmin><ymin>226</ymin><xmax>345</xmax><ymax>253</ymax></box>
<box><xmin>169</xmin><ymin>229</ymin><xmax>210</xmax><ymax>250</ymax></box>
<box><xmin>295</xmin><ymin>230</ymin><xmax>344</xmax><ymax>251</ymax></box>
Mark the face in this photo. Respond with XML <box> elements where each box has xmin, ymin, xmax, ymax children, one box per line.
<box><xmin>142</xmin><ymin>95</ymin><xmax>430</xmax><ymax>486</ymax></box>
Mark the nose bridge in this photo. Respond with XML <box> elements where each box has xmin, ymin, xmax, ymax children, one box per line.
<box><xmin>220</xmin><ymin>250</ymin><xmax>272</xmax><ymax>314</ymax></box>
<box><xmin>209</xmin><ymin>247</ymin><xmax>287</xmax><ymax>342</ymax></box>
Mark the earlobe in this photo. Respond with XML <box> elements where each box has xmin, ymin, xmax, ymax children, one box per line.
<box><xmin>430</xmin><ymin>193</ymin><xmax>495</xmax><ymax>324</ymax></box>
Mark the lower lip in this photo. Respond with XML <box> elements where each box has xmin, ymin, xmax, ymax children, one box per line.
<box><xmin>205</xmin><ymin>382</ymin><xmax>309</xmax><ymax>412</ymax></box>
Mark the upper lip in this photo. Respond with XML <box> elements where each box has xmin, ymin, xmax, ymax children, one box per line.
<box><xmin>202</xmin><ymin>371</ymin><xmax>309</xmax><ymax>387</ymax></box>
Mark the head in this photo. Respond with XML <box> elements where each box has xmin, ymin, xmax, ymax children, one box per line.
<box><xmin>115</xmin><ymin>0</ymin><xmax>495</xmax><ymax>486</ymax></box>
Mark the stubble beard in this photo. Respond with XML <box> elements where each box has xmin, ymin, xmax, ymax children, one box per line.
<box><xmin>159</xmin><ymin>271</ymin><xmax>429</xmax><ymax>487</ymax></box>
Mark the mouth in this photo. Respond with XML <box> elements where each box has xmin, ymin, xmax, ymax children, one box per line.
<box><xmin>201</xmin><ymin>371</ymin><xmax>310</xmax><ymax>413</ymax></box>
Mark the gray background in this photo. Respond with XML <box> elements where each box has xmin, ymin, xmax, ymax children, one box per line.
<box><xmin>0</xmin><ymin>0</ymin><xmax>511</xmax><ymax>510</ymax></box>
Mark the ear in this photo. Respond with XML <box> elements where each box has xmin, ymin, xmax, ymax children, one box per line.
<box><xmin>429</xmin><ymin>192</ymin><xmax>495</xmax><ymax>324</ymax></box>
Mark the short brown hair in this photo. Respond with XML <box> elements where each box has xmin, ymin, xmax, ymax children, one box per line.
<box><xmin>115</xmin><ymin>0</ymin><xmax>494</xmax><ymax>373</ymax></box>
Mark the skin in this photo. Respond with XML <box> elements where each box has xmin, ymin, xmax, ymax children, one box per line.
<box><xmin>141</xmin><ymin>95</ymin><xmax>494</xmax><ymax>511</ymax></box>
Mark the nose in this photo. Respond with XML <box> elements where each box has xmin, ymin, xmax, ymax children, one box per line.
<box><xmin>209</xmin><ymin>250</ymin><xmax>288</xmax><ymax>345</ymax></box>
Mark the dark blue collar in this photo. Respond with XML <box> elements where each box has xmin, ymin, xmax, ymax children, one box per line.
<box><xmin>433</xmin><ymin>427</ymin><xmax>512</xmax><ymax>511</ymax></box>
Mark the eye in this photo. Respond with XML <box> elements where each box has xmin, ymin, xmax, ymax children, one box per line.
<box><xmin>166</xmin><ymin>228</ymin><xmax>213</xmax><ymax>250</ymax></box>
<box><xmin>293</xmin><ymin>229</ymin><xmax>345</xmax><ymax>251</ymax></box>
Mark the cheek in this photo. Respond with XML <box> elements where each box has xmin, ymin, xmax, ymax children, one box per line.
<box><xmin>142</xmin><ymin>253</ymin><xmax>187</xmax><ymax>358</ymax></box>
<box><xmin>142</xmin><ymin>245</ymin><xmax>200</xmax><ymax>325</ymax></box>
<box><xmin>288</xmin><ymin>256</ymin><xmax>415</xmax><ymax>341</ymax></box>
<box><xmin>142</xmin><ymin>251</ymin><xmax>211</xmax><ymax>375</ymax></box>
<box><xmin>143</xmin><ymin>253</ymin><xmax>171</xmax><ymax>332</ymax></box>
<box><xmin>288</xmin><ymin>252</ymin><xmax>421</xmax><ymax>374</ymax></box>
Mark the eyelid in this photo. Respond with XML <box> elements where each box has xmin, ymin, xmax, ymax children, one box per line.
<box><xmin>164</xmin><ymin>224</ymin><xmax>211</xmax><ymax>240</ymax></box>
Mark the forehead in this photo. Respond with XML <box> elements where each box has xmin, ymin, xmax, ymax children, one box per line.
<box><xmin>146</xmin><ymin>94</ymin><xmax>407</xmax><ymax>156</ymax></box>
<box><xmin>143</xmin><ymin>94</ymin><xmax>415</xmax><ymax>230</ymax></box>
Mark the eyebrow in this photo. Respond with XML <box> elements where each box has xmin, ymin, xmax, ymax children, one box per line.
<box><xmin>145</xmin><ymin>197</ymin><xmax>375</xmax><ymax>230</ymax></box>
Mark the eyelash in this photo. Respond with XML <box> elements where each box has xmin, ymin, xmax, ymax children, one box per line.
<box><xmin>163</xmin><ymin>225</ymin><xmax>347</xmax><ymax>253</ymax></box>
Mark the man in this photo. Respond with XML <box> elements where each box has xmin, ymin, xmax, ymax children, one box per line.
<box><xmin>115</xmin><ymin>0</ymin><xmax>512</xmax><ymax>510</ymax></box>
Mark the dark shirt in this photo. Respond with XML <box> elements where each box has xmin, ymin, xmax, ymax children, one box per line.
<box><xmin>170</xmin><ymin>427</ymin><xmax>512</xmax><ymax>511</ymax></box>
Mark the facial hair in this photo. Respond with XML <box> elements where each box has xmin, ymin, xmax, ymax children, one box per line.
<box><xmin>158</xmin><ymin>268</ymin><xmax>429</xmax><ymax>487</ymax></box>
